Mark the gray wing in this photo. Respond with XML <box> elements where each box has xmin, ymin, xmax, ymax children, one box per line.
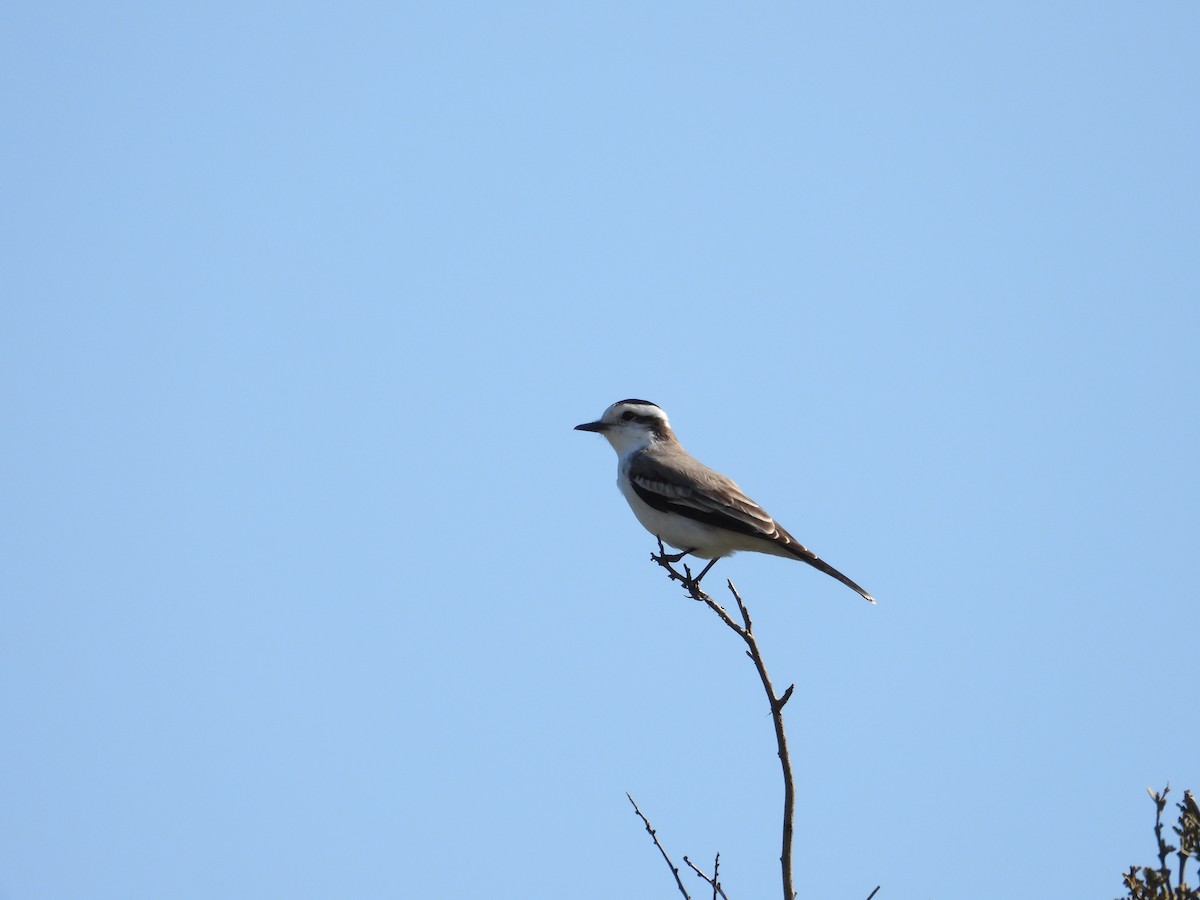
<box><xmin>627</xmin><ymin>450</ymin><xmax>780</xmax><ymax>540</ymax></box>
<box><xmin>630</xmin><ymin>449</ymin><xmax>876</xmax><ymax>603</ymax></box>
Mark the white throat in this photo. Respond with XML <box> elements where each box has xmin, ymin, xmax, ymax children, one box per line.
<box><xmin>603</xmin><ymin>426</ymin><xmax>657</xmax><ymax>458</ymax></box>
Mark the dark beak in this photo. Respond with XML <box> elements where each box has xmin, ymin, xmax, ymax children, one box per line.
<box><xmin>574</xmin><ymin>420</ymin><xmax>608</xmax><ymax>433</ymax></box>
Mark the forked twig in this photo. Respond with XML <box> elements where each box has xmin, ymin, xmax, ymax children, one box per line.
<box><xmin>627</xmin><ymin>792</ymin><xmax>691</xmax><ymax>900</ymax></box>
<box><xmin>684</xmin><ymin>853</ymin><xmax>729</xmax><ymax>900</ymax></box>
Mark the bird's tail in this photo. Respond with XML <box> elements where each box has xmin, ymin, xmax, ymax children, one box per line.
<box><xmin>780</xmin><ymin>536</ymin><xmax>875</xmax><ymax>603</ymax></box>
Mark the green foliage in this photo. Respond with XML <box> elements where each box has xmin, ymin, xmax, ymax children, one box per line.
<box><xmin>1119</xmin><ymin>785</ymin><xmax>1200</xmax><ymax>900</ymax></box>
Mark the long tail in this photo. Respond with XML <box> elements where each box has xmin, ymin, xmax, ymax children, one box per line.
<box><xmin>779</xmin><ymin>535</ymin><xmax>875</xmax><ymax>603</ymax></box>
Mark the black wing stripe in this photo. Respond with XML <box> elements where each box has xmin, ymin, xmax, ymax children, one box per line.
<box><xmin>630</xmin><ymin>479</ymin><xmax>768</xmax><ymax>539</ymax></box>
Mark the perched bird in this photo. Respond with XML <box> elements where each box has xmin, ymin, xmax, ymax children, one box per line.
<box><xmin>575</xmin><ymin>399</ymin><xmax>875</xmax><ymax>603</ymax></box>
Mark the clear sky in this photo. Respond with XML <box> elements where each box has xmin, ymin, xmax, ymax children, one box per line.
<box><xmin>2</xmin><ymin>3</ymin><xmax>1197</xmax><ymax>899</ymax></box>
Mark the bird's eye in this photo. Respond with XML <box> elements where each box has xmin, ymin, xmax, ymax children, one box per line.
<box><xmin>621</xmin><ymin>411</ymin><xmax>634</xmax><ymax>421</ymax></box>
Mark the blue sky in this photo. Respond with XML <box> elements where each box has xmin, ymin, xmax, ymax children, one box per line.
<box><xmin>2</xmin><ymin>3</ymin><xmax>1197</xmax><ymax>898</ymax></box>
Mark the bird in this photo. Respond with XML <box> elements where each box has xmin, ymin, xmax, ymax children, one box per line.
<box><xmin>575</xmin><ymin>399</ymin><xmax>875</xmax><ymax>603</ymax></box>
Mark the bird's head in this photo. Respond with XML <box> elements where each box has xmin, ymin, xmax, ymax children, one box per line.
<box><xmin>575</xmin><ymin>399</ymin><xmax>674</xmax><ymax>454</ymax></box>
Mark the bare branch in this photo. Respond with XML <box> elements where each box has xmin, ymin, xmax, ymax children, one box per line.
<box><xmin>683</xmin><ymin>854</ymin><xmax>730</xmax><ymax>900</ymax></box>
<box><xmin>866</xmin><ymin>886</ymin><xmax>881</xmax><ymax>900</ymax></box>
<box><xmin>650</xmin><ymin>539</ymin><xmax>746</xmax><ymax>636</ymax></box>
<box><xmin>627</xmin><ymin>792</ymin><xmax>691</xmax><ymax>900</ymax></box>
<box><xmin>649</xmin><ymin>544</ymin><xmax>797</xmax><ymax>900</ymax></box>
<box><xmin>725</xmin><ymin>579</ymin><xmax>797</xmax><ymax>900</ymax></box>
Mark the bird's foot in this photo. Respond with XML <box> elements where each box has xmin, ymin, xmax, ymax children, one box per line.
<box><xmin>651</xmin><ymin>540</ymin><xmax>716</xmax><ymax>601</ymax></box>
<box><xmin>659</xmin><ymin>548</ymin><xmax>693</xmax><ymax>564</ymax></box>
<box><xmin>650</xmin><ymin>539</ymin><xmax>695</xmax><ymax>565</ymax></box>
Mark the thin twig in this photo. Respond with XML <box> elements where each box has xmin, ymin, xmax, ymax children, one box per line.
<box><xmin>728</xmin><ymin>580</ymin><xmax>796</xmax><ymax>900</ymax></box>
<box><xmin>650</xmin><ymin>542</ymin><xmax>796</xmax><ymax>900</ymax></box>
<box><xmin>683</xmin><ymin>854</ymin><xmax>729</xmax><ymax>900</ymax></box>
<box><xmin>866</xmin><ymin>886</ymin><xmax>881</xmax><ymax>900</ymax></box>
<box><xmin>627</xmin><ymin>792</ymin><xmax>691</xmax><ymax>900</ymax></box>
<box><xmin>1151</xmin><ymin>785</ymin><xmax>1173</xmax><ymax>893</ymax></box>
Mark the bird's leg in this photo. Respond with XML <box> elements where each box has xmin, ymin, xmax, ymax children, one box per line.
<box><xmin>692</xmin><ymin>557</ymin><xmax>720</xmax><ymax>585</ymax></box>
